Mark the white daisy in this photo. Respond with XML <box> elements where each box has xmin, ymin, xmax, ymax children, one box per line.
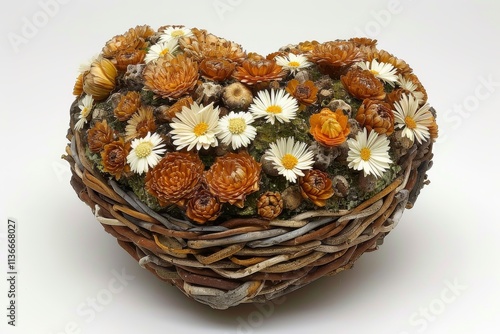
<box><xmin>357</xmin><ymin>59</ymin><xmax>398</xmax><ymax>86</ymax></box>
<box><xmin>396</xmin><ymin>74</ymin><xmax>425</xmax><ymax>103</ymax></box>
<box><xmin>170</xmin><ymin>102</ymin><xmax>220</xmax><ymax>151</ymax></box>
<box><xmin>127</xmin><ymin>132</ymin><xmax>167</xmax><ymax>174</ymax></box>
<box><xmin>265</xmin><ymin>137</ymin><xmax>315</xmax><ymax>183</ymax></box>
<box><xmin>347</xmin><ymin>128</ymin><xmax>392</xmax><ymax>178</ymax></box>
<box><xmin>144</xmin><ymin>39</ymin><xmax>179</xmax><ymax>63</ymax></box>
<box><xmin>74</xmin><ymin>95</ymin><xmax>94</xmax><ymax>131</ymax></box>
<box><xmin>249</xmin><ymin>89</ymin><xmax>298</xmax><ymax>124</ymax></box>
<box><xmin>217</xmin><ymin>111</ymin><xmax>257</xmax><ymax>150</ymax></box>
<box><xmin>274</xmin><ymin>53</ymin><xmax>312</xmax><ymax>74</ymax></box>
<box><xmin>393</xmin><ymin>94</ymin><xmax>433</xmax><ymax>144</ymax></box>
<box><xmin>159</xmin><ymin>26</ymin><xmax>193</xmax><ymax>43</ymax></box>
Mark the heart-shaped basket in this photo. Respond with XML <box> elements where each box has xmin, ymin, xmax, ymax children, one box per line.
<box><xmin>63</xmin><ymin>25</ymin><xmax>436</xmax><ymax>309</ymax></box>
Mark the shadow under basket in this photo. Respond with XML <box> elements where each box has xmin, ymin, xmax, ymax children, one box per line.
<box><xmin>63</xmin><ymin>127</ymin><xmax>433</xmax><ymax>309</ymax></box>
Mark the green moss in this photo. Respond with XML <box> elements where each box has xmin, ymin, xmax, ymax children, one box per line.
<box><xmin>127</xmin><ymin>174</ymin><xmax>163</xmax><ymax>211</ymax></box>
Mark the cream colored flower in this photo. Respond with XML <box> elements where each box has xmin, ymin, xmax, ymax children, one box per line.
<box><xmin>346</xmin><ymin>128</ymin><xmax>392</xmax><ymax>178</ymax></box>
<box><xmin>265</xmin><ymin>137</ymin><xmax>315</xmax><ymax>183</ymax></box>
<box><xmin>170</xmin><ymin>102</ymin><xmax>220</xmax><ymax>151</ymax></box>
<box><xmin>217</xmin><ymin>111</ymin><xmax>257</xmax><ymax>150</ymax></box>
<box><xmin>274</xmin><ymin>53</ymin><xmax>312</xmax><ymax>74</ymax></box>
<box><xmin>249</xmin><ymin>89</ymin><xmax>298</xmax><ymax>124</ymax></box>
<box><xmin>144</xmin><ymin>39</ymin><xmax>179</xmax><ymax>63</ymax></box>
<box><xmin>160</xmin><ymin>26</ymin><xmax>193</xmax><ymax>42</ymax></box>
<box><xmin>74</xmin><ymin>95</ymin><xmax>94</xmax><ymax>131</ymax></box>
<box><xmin>127</xmin><ymin>132</ymin><xmax>166</xmax><ymax>174</ymax></box>
<box><xmin>396</xmin><ymin>74</ymin><xmax>425</xmax><ymax>103</ymax></box>
<box><xmin>357</xmin><ymin>59</ymin><xmax>398</xmax><ymax>86</ymax></box>
<box><xmin>393</xmin><ymin>94</ymin><xmax>433</xmax><ymax>144</ymax></box>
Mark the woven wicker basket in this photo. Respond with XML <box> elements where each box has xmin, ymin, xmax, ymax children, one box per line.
<box><xmin>63</xmin><ymin>25</ymin><xmax>436</xmax><ymax>309</ymax></box>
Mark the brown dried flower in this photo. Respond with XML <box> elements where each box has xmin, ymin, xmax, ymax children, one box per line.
<box><xmin>356</xmin><ymin>99</ymin><xmax>395</xmax><ymax>135</ymax></box>
<box><xmin>232</xmin><ymin>58</ymin><xmax>286</xmax><ymax>85</ymax></box>
<box><xmin>83</xmin><ymin>58</ymin><xmax>118</xmax><ymax>101</ymax></box>
<box><xmin>87</xmin><ymin>120</ymin><xmax>115</xmax><ymax>153</ymax></box>
<box><xmin>285</xmin><ymin>79</ymin><xmax>318</xmax><ymax>106</ymax></box>
<box><xmin>364</xmin><ymin>49</ymin><xmax>412</xmax><ymax>75</ymax></box>
<box><xmin>297</xmin><ymin>40</ymin><xmax>320</xmax><ymax>53</ymax></box>
<box><xmin>101</xmin><ymin>25</ymin><xmax>153</xmax><ymax>71</ymax></box>
<box><xmin>257</xmin><ymin>191</ymin><xmax>283</xmax><ymax>220</ymax></box>
<box><xmin>428</xmin><ymin>116</ymin><xmax>439</xmax><ymax>142</ymax></box>
<box><xmin>180</xmin><ymin>28</ymin><xmax>246</xmax><ymax>64</ymax></box>
<box><xmin>348</xmin><ymin>37</ymin><xmax>378</xmax><ymax>49</ymax></box>
<box><xmin>310</xmin><ymin>41</ymin><xmax>364</xmax><ymax>78</ymax></box>
<box><xmin>113</xmin><ymin>50</ymin><xmax>146</xmax><ymax>72</ymax></box>
<box><xmin>124</xmin><ymin>106</ymin><xmax>156</xmax><ymax>141</ymax></box>
<box><xmin>205</xmin><ymin>151</ymin><xmax>261</xmax><ymax>208</ymax></box>
<box><xmin>199</xmin><ymin>58</ymin><xmax>236</xmax><ymax>81</ymax></box>
<box><xmin>145</xmin><ymin>152</ymin><xmax>205</xmax><ymax>207</ymax></box>
<box><xmin>341</xmin><ymin>68</ymin><xmax>386</xmax><ymax>100</ymax></box>
<box><xmin>100</xmin><ymin>139</ymin><xmax>130</xmax><ymax>180</ymax></box>
<box><xmin>222</xmin><ymin>82</ymin><xmax>253</xmax><ymax>110</ymax></box>
<box><xmin>157</xmin><ymin>96</ymin><xmax>194</xmax><ymax>122</ymax></box>
<box><xmin>73</xmin><ymin>73</ymin><xmax>84</xmax><ymax>96</ymax></box>
<box><xmin>114</xmin><ymin>91</ymin><xmax>142</xmax><ymax>121</ymax></box>
<box><xmin>186</xmin><ymin>188</ymin><xmax>222</xmax><ymax>224</ymax></box>
<box><xmin>299</xmin><ymin>169</ymin><xmax>334</xmax><ymax>207</ymax></box>
<box><xmin>143</xmin><ymin>54</ymin><xmax>199</xmax><ymax>99</ymax></box>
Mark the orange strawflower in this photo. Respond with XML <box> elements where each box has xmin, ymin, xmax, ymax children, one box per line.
<box><xmin>309</xmin><ymin>108</ymin><xmax>350</xmax><ymax>147</ymax></box>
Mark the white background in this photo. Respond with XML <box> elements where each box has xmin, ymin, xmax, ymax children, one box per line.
<box><xmin>1</xmin><ymin>0</ymin><xmax>499</xmax><ymax>333</ymax></box>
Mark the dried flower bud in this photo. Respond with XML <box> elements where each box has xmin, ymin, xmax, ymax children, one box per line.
<box><xmin>87</xmin><ymin>120</ymin><xmax>115</xmax><ymax>153</ymax></box>
<box><xmin>186</xmin><ymin>188</ymin><xmax>222</xmax><ymax>224</ymax></box>
<box><xmin>100</xmin><ymin>139</ymin><xmax>130</xmax><ymax>180</ymax></box>
<box><xmin>114</xmin><ymin>91</ymin><xmax>141</xmax><ymax>121</ymax></box>
<box><xmin>257</xmin><ymin>191</ymin><xmax>283</xmax><ymax>220</ymax></box>
<box><xmin>356</xmin><ymin>99</ymin><xmax>394</xmax><ymax>135</ymax></box>
<box><xmin>340</xmin><ymin>67</ymin><xmax>386</xmax><ymax>100</ymax></box>
<box><xmin>299</xmin><ymin>169</ymin><xmax>334</xmax><ymax>207</ymax></box>
<box><xmin>83</xmin><ymin>58</ymin><xmax>118</xmax><ymax>101</ymax></box>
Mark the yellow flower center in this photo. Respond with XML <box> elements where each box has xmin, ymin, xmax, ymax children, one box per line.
<box><xmin>321</xmin><ymin>118</ymin><xmax>342</xmax><ymax>138</ymax></box>
<box><xmin>135</xmin><ymin>142</ymin><xmax>153</xmax><ymax>158</ymax></box>
<box><xmin>360</xmin><ymin>147</ymin><xmax>371</xmax><ymax>161</ymax></box>
<box><xmin>288</xmin><ymin>61</ymin><xmax>300</xmax><ymax>68</ymax></box>
<box><xmin>160</xmin><ymin>48</ymin><xmax>170</xmax><ymax>57</ymax></box>
<box><xmin>266</xmin><ymin>105</ymin><xmax>282</xmax><ymax>114</ymax></box>
<box><xmin>81</xmin><ymin>107</ymin><xmax>91</xmax><ymax>117</ymax></box>
<box><xmin>405</xmin><ymin>116</ymin><xmax>417</xmax><ymax>129</ymax></box>
<box><xmin>171</xmin><ymin>30</ymin><xmax>184</xmax><ymax>38</ymax></box>
<box><xmin>370</xmin><ymin>69</ymin><xmax>379</xmax><ymax>76</ymax></box>
<box><xmin>228</xmin><ymin>118</ymin><xmax>246</xmax><ymax>134</ymax></box>
<box><xmin>193</xmin><ymin>122</ymin><xmax>209</xmax><ymax>136</ymax></box>
<box><xmin>281</xmin><ymin>154</ymin><xmax>298</xmax><ymax>170</ymax></box>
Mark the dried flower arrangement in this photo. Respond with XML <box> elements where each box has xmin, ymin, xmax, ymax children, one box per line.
<box><xmin>64</xmin><ymin>25</ymin><xmax>437</xmax><ymax>308</ymax></box>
